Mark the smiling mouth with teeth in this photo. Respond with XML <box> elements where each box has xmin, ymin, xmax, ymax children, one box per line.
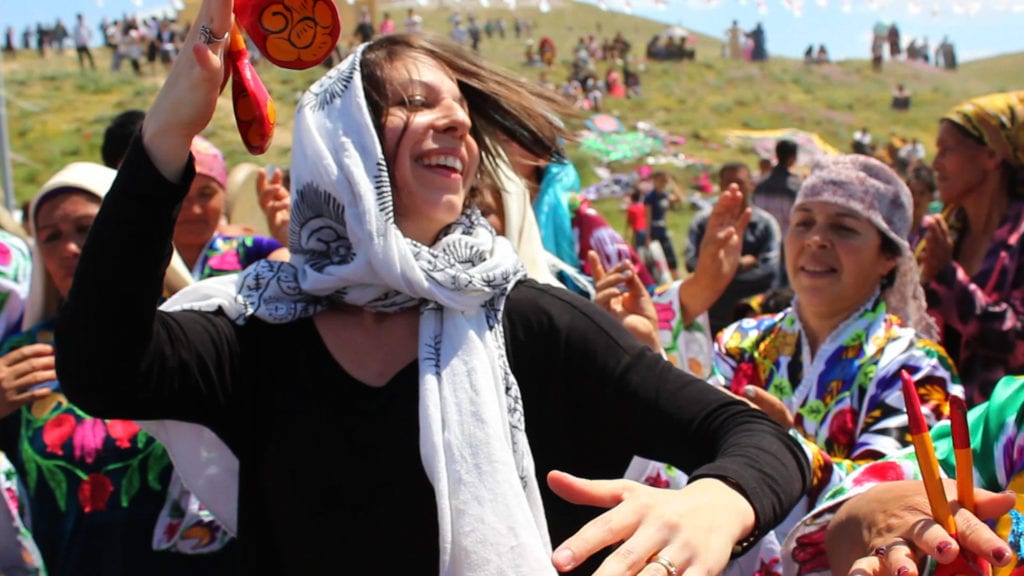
<box><xmin>420</xmin><ymin>155</ymin><xmax>464</xmax><ymax>174</ymax></box>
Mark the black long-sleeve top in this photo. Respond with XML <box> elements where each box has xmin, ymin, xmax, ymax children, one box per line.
<box><xmin>56</xmin><ymin>138</ymin><xmax>810</xmax><ymax>574</ymax></box>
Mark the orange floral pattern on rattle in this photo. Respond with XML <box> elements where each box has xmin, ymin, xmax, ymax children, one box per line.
<box><xmin>245</xmin><ymin>0</ymin><xmax>340</xmax><ymax>70</ymax></box>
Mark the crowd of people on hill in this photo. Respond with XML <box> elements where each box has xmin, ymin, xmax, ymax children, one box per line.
<box><xmin>870</xmin><ymin>21</ymin><xmax>958</xmax><ymax>71</ymax></box>
<box><xmin>4</xmin><ymin>12</ymin><xmax>187</xmax><ymax>75</ymax></box>
<box><xmin>1</xmin><ymin>0</ymin><xmax>1023</xmax><ymax>575</ymax></box>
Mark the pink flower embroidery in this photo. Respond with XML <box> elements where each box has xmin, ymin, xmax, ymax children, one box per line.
<box><xmin>653</xmin><ymin>301</ymin><xmax>676</xmax><ymax>331</ymax></box>
<box><xmin>205</xmin><ymin>250</ymin><xmax>242</xmax><ymax>271</ymax></box>
<box><xmin>0</xmin><ymin>241</ymin><xmax>11</xmax><ymax>267</ymax></box>
<box><xmin>73</xmin><ymin>418</ymin><xmax>107</xmax><ymax>464</ymax></box>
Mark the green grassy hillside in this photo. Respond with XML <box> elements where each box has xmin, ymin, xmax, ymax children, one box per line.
<box><xmin>2</xmin><ymin>0</ymin><xmax>1020</xmax><ymax>218</ymax></box>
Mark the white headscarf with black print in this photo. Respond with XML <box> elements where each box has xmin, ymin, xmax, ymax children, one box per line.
<box><xmin>146</xmin><ymin>43</ymin><xmax>556</xmax><ymax>574</ymax></box>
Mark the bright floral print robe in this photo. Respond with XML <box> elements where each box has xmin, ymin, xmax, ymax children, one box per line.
<box><xmin>190</xmin><ymin>233</ymin><xmax>281</xmax><ymax>280</ymax></box>
<box><xmin>0</xmin><ymin>320</ymin><xmax>231</xmax><ymax>573</ymax></box>
<box><xmin>0</xmin><ymin>450</ymin><xmax>44</xmax><ymax>574</ymax></box>
<box><xmin>712</xmin><ymin>295</ymin><xmax>962</xmax><ymax>528</ymax></box>
<box><xmin>650</xmin><ymin>279</ymin><xmax>715</xmax><ymax>378</ymax></box>
<box><xmin>782</xmin><ymin>375</ymin><xmax>1024</xmax><ymax>576</ymax></box>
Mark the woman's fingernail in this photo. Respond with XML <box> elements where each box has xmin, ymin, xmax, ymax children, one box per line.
<box><xmin>552</xmin><ymin>548</ymin><xmax>575</xmax><ymax>569</ymax></box>
<box><xmin>1002</xmin><ymin>490</ymin><xmax>1016</xmax><ymax>497</ymax></box>
<box><xmin>896</xmin><ymin>566</ymin><xmax>910</xmax><ymax>576</ymax></box>
<box><xmin>935</xmin><ymin>541</ymin><xmax>953</xmax><ymax>555</ymax></box>
<box><xmin>992</xmin><ymin>547</ymin><xmax>1010</xmax><ymax>564</ymax></box>
<box><xmin>743</xmin><ymin>385</ymin><xmax>757</xmax><ymax>399</ymax></box>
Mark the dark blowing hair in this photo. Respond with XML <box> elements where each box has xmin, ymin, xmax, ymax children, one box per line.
<box><xmin>101</xmin><ymin>109</ymin><xmax>146</xmax><ymax>169</ymax></box>
<box><xmin>359</xmin><ymin>33</ymin><xmax>576</xmax><ymax>187</ymax></box>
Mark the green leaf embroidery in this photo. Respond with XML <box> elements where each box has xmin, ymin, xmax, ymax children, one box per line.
<box><xmin>40</xmin><ymin>462</ymin><xmax>68</xmax><ymax>513</ymax></box>
<box><xmin>22</xmin><ymin>450</ymin><xmax>38</xmax><ymax>497</ymax></box>
<box><xmin>799</xmin><ymin>399</ymin><xmax>828</xmax><ymax>424</ymax></box>
<box><xmin>146</xmin><ymin>446</ymin><xmax>170</xmax><ymax>492</ymax></box>
<box><xmin>121</xmin><ymin>463</ymin><xmax>140</xmax><ymax>508</ymax></box>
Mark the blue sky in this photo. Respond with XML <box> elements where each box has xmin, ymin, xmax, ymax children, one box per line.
<box><xmin>574</xmin><ymin>0</ymin><xmax>1023</xmax><ymax>62</ymax></box>
<box><xmin>1</xmin><ymin>0</ymin><xmax>1020</xmax><ymax>62</ymax></box>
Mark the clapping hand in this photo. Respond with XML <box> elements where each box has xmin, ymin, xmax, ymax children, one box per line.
<box><xmin>588</xmin><ymin>250</ymin><xmax>660</xmax><ymax>353</ymax></box>
<box><xmin>257</xmin><ymin>166</ymin><xmax>291</xmax><ymax>245</ymax></box>
<box><xmin>694</xmin><ymin>184</ymin><xmax>751</xmax><ymax>286</ymax></box>
<box><xmin>918</xmin><ymin>214</ymin><xmax>954</xmax><ymax>283</ymax></box>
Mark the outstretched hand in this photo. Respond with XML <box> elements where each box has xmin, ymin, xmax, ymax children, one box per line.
<box><xmin>142</xmin><ymin>0</ymin><xmax>234</xmax><ymax>183</ymax></box>
<box><xmin>549</xmin><ymin>471</ymin><xmax>755</xmax><ymax>575</ymax></box>
<box><xmin>588</xmin><ymin>250</ymin><xmax>660</xmax><ymax>353</ymax></box>
<box><xmin>826</xmin><ymin>479</ymin><xmax>1017</xmax><ymax>576</ymax></box>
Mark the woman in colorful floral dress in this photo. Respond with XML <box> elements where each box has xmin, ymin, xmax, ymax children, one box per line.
<box><xmin>784</xmin><ymin>374</ymin><xmax>1024</xmax><ymax>576</ymax></box>
<box><xmin>0</xmin><ymin>225</ymin><xmax>43</xmax><ymax>574</ymax></box>
<box><xmin>0</xmin><ymin>162</ymin><xmax>235</xmax><ymax>575</ymax></box>
<box><xmin>712</xmin><ymin>154</ymin><xmax>963</xmax><ymax>538</ymax></box>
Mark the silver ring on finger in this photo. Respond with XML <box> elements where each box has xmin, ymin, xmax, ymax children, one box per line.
<box><xmin>871</xmin><ymin>538</ymin><xmax>913</xmax><ymax>558</ymax></box>
<box><xmin>198</xmin><ymin>24</ymin><xmax>229</xmax><ymax>45</ymax></box>
<box><xmin>646</xmin><ymin>554</ymin><xmax>680</xmax><ymax>576</ymax></box>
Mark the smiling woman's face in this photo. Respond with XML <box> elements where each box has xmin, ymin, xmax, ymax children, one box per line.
<box><xmin>785</xmin><ymin>200</ymin><xmax>897</xmax><ymax>319</ymax></box>
<box><xmin>35</xmin><ymin>190</ymin><xmax>101</xmax><ymax>298</ymax></box>
<box><xmin>382</xmin><ymin>53</ymin><xmax>480</xmax><ymax>245</ymax></box>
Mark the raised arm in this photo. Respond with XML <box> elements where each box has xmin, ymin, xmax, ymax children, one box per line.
<box><xmin>677</xmin><ymin>184</ymin><xmax>750</xmax><ymax>324</ymax></box>
<box><xmin>506</xmin><ymin>282</ymin><xmax>810</xmax><ymax>573</ymax></box>
<box><xmin>142</xmin><ymin>0</ymin><xmax>232</xmax><ymax>183</ymax></box>
<box><xmin>56</xmin><ymin>0</ymin><xmax>242</xmax><ymax>432</ymax></box>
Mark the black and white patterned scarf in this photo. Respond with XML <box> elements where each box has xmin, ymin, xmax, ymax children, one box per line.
<box><xmin>147</xmin><ymin>44</ymin><xmax>555</xmax><ymax>574</ymax></box>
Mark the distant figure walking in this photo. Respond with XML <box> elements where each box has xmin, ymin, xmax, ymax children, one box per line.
<box><xmin>74</xmin><ymin>14</ymin><xmax>96</xmax><ymax>70</ymax></box>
